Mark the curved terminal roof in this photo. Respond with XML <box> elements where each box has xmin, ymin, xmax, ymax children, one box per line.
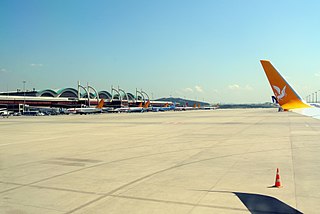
<box><xmin>57</xmin><ymin>88</ymin><xmax>78</xmax><ymax>98</ymax></box>
<box><xmin>82</xmin><ymin>92</ymin><xmax>96</xmax><ymax>99</ymax></box>
<box><xmin>37</xmin><ymin>89</ymin><xmax>57</xmax><ymax>97</ymax></box>
<box><xmin>99</xmin><ymin>91</ymin><xmax>112</xmax><ymax>99</ymax></box>
<box><xmin>113</xmin><ymin>94</ymin><xmax>121</xmax><ymax>100</ymax></box>
<box><xmin>32</xmin><ymin>87</ymin><xmax>142</xmax><ymax>101</ymax></box>
<box><xmin>127</xmin><ymin>93</ymin><xmax>135</xmax><ymax>101</ymax></box>
<box><xmin>136</xmin><ymin>95</ymin><xmax>143</xmax><ymax>101</ymax></box>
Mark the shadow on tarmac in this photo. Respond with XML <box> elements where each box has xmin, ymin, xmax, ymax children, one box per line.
<box><xmin>197</xmin><ymin>190</ymin><xmax>302</xmax><ymax>214</ymax></box>
<box><xmin>234</xmin><ymin>192</ymin><xmax>302</xmax><ymax>214</ymax></box>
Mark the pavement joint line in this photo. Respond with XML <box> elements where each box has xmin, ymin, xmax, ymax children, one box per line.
<box><xmin>289</xmin><ymin>117</ymin><xmax>299</xmax><ymax>210</ymax></box>
<box><xmin>0</xmin><ymin>154</ymin><xmax>154</xmax><ymax>194</ymax></box>
<box><xmin>0</xmin><ymin>145</ymin><xmax>231</xmax><ymax>194</ymax></box>
<box><xmin>0</xmin><ymin>180</ymin><xmax>104</xmax><ymax>196</ymax></box>
<box><xmin>64</xmin><ymin>163</ymin><xmax>193</xmax><ymax>214</ymax></box>
<box><xmin>4</xmin><ymin>200</ymin><xmax>66</xmax><ymax>213</ymax></box>
<box><xmin>186</xmin><ymin>158</ymin><xmax>244</xmax><ymax>214</ymax></box>
<box><xmin>0</xmin><ymin>138</ymin><xmax>263</xmax><ymax>193</ymax></box>
<box><xmin>212</xmin><ymin>117</ymin><xmax>268</xmax><ymax>147</ymax></box>
<box><xmin>185</xmin><ymin>131</ymin><xmax>260</xmax><ymax>214</ymax></box>
<box><xmin>3</xmin><ymin>110</ymin><xmax>317</xmax><ymax>213</ymax></box>
<box><xmin>63</xmin><ymin>146</ymin><xmax>298</xmax><ymax>213</ymax></box>
<box><xmin>30</xmin><ymin>184</ymin><xmax>105</xmax><ymax>196</ymax></box>
<box><xmin>100</xmin><ymin>123</ymin><xmax>260</xmax><ymax>202</ymax></box>
<box><xmin>108</xmin><ymin>194</ymin><xmax>248</xmax><ymax>212</ymax></box>
<box><xmin>0</xmin><ymin>135</ymin><xmax>69</xmax><ymax>147</ymax></box>
<box><xmin>160</xmin><ymin>117</ymin><xmax>268</xmax><ymax>167</ymax></box>
<box><xmin>0</xmin><ymin>146</ymin><xmax>300</xmax><ymax>196</ymax></box>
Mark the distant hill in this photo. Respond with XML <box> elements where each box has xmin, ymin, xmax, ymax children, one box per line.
<box><xmin>155</xmin><ymin>97</ymin><xmax>210</xmax><ymax>107</ymax></box>
<box><xmin>155</xmin><ymin>97</ymin><xmax>276</xmax><ymax>109</ymax></box>
<box><xmin>155</xmin><ymin>97</ymin><xmax>277</xmax><ymax>109</ymax></box>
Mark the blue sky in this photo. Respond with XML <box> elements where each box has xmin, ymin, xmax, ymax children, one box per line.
<box><xmin>1</xmin><ymin>0</ymin><xmax>320</xmax><ymax>103</ymax></box>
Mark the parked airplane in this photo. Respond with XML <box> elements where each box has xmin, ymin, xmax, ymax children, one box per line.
<box><xmin>67</xmin><ymin>99</ymin><xmax>105</xmax><ymax>114</ymax></box>
<box><xmin>152</xmin><ymin>103</ymin><xmax>168</xmax><ymax>112</ymax></box>
<box><xmin>152</xmin><ymin>103</ymin><xmax>176</xmax><ymax>112</ymax></box>
<box><xmin>113</xmin><ymin>101</ymin><xmax>151</xmax><ymax>113</ymax></box>
<box><xmin>200</xmin><ymin>106</ymin><xmax>218</xmax><ymax>110</ymax></box>
<box><xmin>175</xmin><ymin>103</ymin><xmax>197</xmax><ymax>111</ymax></box>
<box><xmin>0</xmin><ymin>108</ymin><xmax>13</xmax><ymax>117</ymax></box>
<box><xmin>159</xmin><ymin>103</ymin><xmax>176</xmax><ymax>111</ymax></box>
<box><xmin>260</xmin><ymin>60</ymin><xmax>320</xmax><ymax>119</ymax></box>
<box><xmin>130</xmin><ymin>100</ymin><xmax>150</xmax><ymax>113</ymax></box>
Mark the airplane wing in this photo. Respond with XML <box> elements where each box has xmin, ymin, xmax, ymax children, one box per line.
<box><xmin>292</xmin><ymin>107</ymin><xmax>320</xmax><ymax>120</ymax></box>
<box><xmin>260</xmin><ymin>60</ymin><xmax>320</xmax><ymax>120</ymax></box>
<box><xmin>260</xmin><ymin>60</ymin><xmax>311</xmax><ymax>110</ymax></box>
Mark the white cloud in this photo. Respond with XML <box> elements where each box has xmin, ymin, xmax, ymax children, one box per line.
<box><xmin>315</xmin><ymin>73</ymin><xmax>320</xmax><ymax>78</ymax></box>
<box><xmin>182</xmin><ymin>86</ymin><xmax>204</xmax><ymax>93</ymax></box>
<box><xmin>0</xmin><ymin>68</ymin><xmax>9</xmax><ymax>74</ymax></box>
<box><xmin>195</xmin><ymin>85</ymin><xmax>203</xmax><ymax>93</ymax></box>
<box><xmin>228</xmin><ymin>84</ymin><xmax>240</xmax><ymax>90</ymax></box>
<box><xmin>183</xmin><ymin>88</ymin><xmax>193</xmax><ymax>92</ymax></box>
<box><xmin>228</xmin><ymin>84</ymin><xmax>253</xmax><ymax>91</ymax></box>
<box><xmin>30</xmin><ymin>63</ymin><xmax>43</xmax><ymax>67</ymax></box>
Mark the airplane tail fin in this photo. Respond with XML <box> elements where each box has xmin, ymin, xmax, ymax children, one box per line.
<box><xmin>138</xmin><ymin>102</ymin><xmax>143</xmax><ymax>108</ymax></box>
<box><xmin>97</xmin><ymin>99</ymin><xmax>105</xmax><ymax>109</ymax></box>
<box><xmin>163</xmin><ymin>103</ymin><xmax>169</xmax><ymax>108</ymax></box>
<box><xmin>260</xmin><ymin>60</ymin><xmax>310</xmax><ymax>110</ymax></box>
<box><xmin>143</xmin><ymin>100</ymin><xmax>150</xmax><ymax>108</ymax></box>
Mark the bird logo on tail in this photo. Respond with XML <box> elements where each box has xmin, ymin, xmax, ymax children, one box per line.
<box><xmin>272</xmin><ymin>85</ymin><xmax>286</xmax><ymax>101</ymax></box>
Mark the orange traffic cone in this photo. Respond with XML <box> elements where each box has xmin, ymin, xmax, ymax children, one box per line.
<box><xmin>274</xmin><ymin>168</ymin><xmax>282</xmax><ymax>188</ymax></box>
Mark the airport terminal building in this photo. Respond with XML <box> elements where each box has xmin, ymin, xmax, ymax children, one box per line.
<box><xmin>0</xmin><ymin>83</ymin><xmax>168</xmax><ymax>113</ymax></box>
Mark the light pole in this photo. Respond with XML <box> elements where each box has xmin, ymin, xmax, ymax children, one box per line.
<box><xmin>23</xmin><ymin>80</ymin><xmax>26</xmax><ymax>113</ymax></box>
<box><xmin>312</xmin><ymin>93</ymin><xmax>314</xmax><ymax>103</ymax></box>
<box><xmin>315</xmin><ymin>91</ymin><xmax>318</xmax><ymax>103</ymax></box>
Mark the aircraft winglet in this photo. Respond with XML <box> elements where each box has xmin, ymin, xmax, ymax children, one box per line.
<box><xmin>97</xmin><ymin>99</ymin><xmax>105</xmax><ymax>109</ymax></box>
<box><xmin>260</xmin><ymin>60</ymin><xmax>310</xmax><ymax>110</ymax></box>
<box><xmin>143</xmin><ymin>100</ymin><xmax>150</xmax><ymax>108</ymax></box>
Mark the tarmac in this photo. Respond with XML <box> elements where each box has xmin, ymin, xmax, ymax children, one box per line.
<box><xmin>1</xmin><ymin>108</ymin><xmax>320</xmax><ymax>213</ymax></box>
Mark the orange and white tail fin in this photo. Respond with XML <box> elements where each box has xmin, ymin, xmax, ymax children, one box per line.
<box><xmin>143</xmin><ymin>100</ymin><xmax>150</xmax><ymax>108</ymax></box>
<box><xmin>96</xmin><ymin>99</ymin><xmax>105</xmax><ymax>109</ymax></box>
<box><xmin>138</xmin><ymin>102</ymin><xmax>143</xmax><ymax>108</ymax></box>
<box><xmin>260</xmin><ymin>60</ymin><xmax>310</xmax><ymax>110</ymax></box>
